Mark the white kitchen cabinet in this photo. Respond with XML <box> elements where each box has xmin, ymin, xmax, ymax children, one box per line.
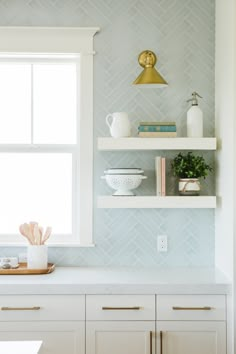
<box><xmin>156</xmin><ymin>295</ymin><xmax>226</xmax><ymax>354</ymax></box>
<box><xmin>156</xmin><ymin>295</ymin><xmax>226</xmax><ymax>321</ymax></box>
<box><xmin>0</xmin><ymin>292</ymin><xmax>227</xmax><ymax>354</ymax></box>
<box><xmin>85</xmin><ymin>294</ymin><xmax>226</xmax><ymax>354</ymax></box>
<box><xmin>0</xmin><ymin>321</ymin><xmax>85</xmax><ymax>354</ymax></box>
<box><xmin>155</xmin><ymin>321</ymin><xmax>226</xmax><ymax>354</ymax></box>
<box><xmin>86</xmin><ymin>295</ymin><xmax>155</xmax><ymax>354</ymax></box>
<box><xmin>86</xmin><ymin>294</ymin><xmax>155</xmax><ymax>321</ymax></box>
<box><xmin>86</xmin><ymin>321</ymin><xmax>155</xmax><ymax>354</ymax></box>
<box><xmin>0</xmin><ymin>295</ymin><xmax>85</xmax><ymax>321</ymax></box>
<box><xmin>0</xmin><ymin>295</ymin><xmax>85</xmax><ymax>354</ymax></box>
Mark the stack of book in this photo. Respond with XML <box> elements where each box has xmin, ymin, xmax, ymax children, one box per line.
<box><xmin>138</xmin><ymin>121</ymin><xmax>177</xmax><ymax>137</ymax></box>
<box><xmin>155</xmin><ymin>156</ymin><xmax>166</xmax><ymax>196</ymax></box>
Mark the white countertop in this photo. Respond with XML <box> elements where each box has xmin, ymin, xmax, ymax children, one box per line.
<box><xmin>0</xmin><ymin>267</ymin><xmax>231</xmax><ymax>295</ymax></box>
<box><xmin>0</xmin><ymin>341</ymin><xmax>42</xmax><ymax>354</ymax></box>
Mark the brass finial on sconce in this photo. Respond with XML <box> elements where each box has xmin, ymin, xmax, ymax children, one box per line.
<box><xmin>133</xmin><ymin>50</ymin><xmax>167</xmax><ymax>86</ymax></box>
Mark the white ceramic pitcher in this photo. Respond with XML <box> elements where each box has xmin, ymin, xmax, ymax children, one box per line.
<box><xmin>106</xmin><ymin>112</ymin><xmax>131</xmax><ymax>138</ymax></box>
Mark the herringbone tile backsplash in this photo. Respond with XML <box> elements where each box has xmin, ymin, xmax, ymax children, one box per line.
<box><xmin>0</xmin><ymin>0</ymin><xmax>215</xmax><ymax>266</ymax></box>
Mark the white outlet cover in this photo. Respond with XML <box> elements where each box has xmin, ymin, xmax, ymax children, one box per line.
<box><xmin>157</xmin><ymin>235</ymin><xmax>168</xmax><ymax>252</ymax></box>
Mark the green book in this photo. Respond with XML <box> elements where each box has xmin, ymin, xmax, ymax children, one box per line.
<box><xmin>138</xmin><ymin>125</ymin><xmax>176</xmax><ymax>132</ymax></box>
<box><xmin>140</xmin><ymin>121</ymin><xmax>176</xmax><ymax>126</ymax></box>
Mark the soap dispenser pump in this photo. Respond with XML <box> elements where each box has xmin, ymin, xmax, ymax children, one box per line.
<box><xmin>186</xmin><ymin>92</ymin><xmax>203</xmax><ymax>137</ymax></box>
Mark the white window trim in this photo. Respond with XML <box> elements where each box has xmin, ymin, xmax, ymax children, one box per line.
<box><xmin>0</xmin><ymin>26</ymin><xmax>100</xmax><ymax>247</ymax></box>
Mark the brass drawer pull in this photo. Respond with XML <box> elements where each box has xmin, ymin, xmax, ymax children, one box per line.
<box><xmin>150</xmin><ymin>331</ymin><xmax>152</xmax><ymax>354</ymax></box>
<box><xmin>160</xmin><ymin>331</ymin><xmax>163</xmax><ymax>354</ymax></box>
<box><xmin>102</xmin><ymin>306</ymin><xmax>141</xmax><ymax>310</ymax></box>
<box><xmin>172</xmin><ymin>306</ymin><xmax>212</xmax><ymax>311</ymax></box>
<box><xmin>1</xmin><ymin>306</ymin><xmax>41</xmax><ymax>311</ymax></box>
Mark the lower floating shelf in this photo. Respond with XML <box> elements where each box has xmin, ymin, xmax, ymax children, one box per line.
<box><xmin>97</xmin><ymin>196</ymin><xmax>217</xmax><ymax>209</ymax></box>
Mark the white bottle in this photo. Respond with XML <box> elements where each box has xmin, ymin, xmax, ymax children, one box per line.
<box><xmin>187</xmin><ymin>92</ymin><xmax>203</xmax><ymax>137</ymax></box>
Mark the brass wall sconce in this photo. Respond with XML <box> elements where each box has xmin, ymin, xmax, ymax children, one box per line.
<box><xmin>133</xmin><ymin>50</ymin><xmax>167</xmax><ymax>86</ymax></box>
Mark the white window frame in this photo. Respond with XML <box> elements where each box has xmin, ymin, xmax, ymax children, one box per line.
<box><xmin>0</xmin><ymin>26</ymin><xmax>99</xmax><ymax>247</ymax></box>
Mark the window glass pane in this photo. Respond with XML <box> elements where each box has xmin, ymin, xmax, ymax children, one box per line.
<box><xmin>0</xmin><ymin>64</ymin><xmax>31</xmax><ymax>143</ymax></box>
<box><xmin>33</xmin><ymin>63</ymin><xmax>77</xmax><ymax>144</ymax></box>
<box><xmin>0</xmin><ymin>153</ymin><xmax>72</xmax><ymax>234</ymax></box>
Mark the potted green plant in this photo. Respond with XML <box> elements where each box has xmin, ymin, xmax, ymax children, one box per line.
<box><xmin>171</xmin><ymin>152</ymin><xmax>213</xmax><ymax>195</ymax></box>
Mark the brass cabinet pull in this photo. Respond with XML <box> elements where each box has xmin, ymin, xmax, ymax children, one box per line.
<box><xmin>150</xmin><ymin>331</ymin><xmax>152</xmax><ymax>354</ymax></box>
<box><xmin>1</xmin><ymin>306</ymin><xmax>41</xmax><ymax>311</ymax></box>
<box><xmin>160</xmin><ymin>331</ymin><xmax>163</xmax><ymax>354</ymax></box>
<box><xmin>102</xmin><ymin>306</ymin><xmax>141</xmax><ymax>310</ymax></box>
<box><xmin>172</xmin><ymin>306</ymin><xmax>212</xmax><ymax>311</ymax></box>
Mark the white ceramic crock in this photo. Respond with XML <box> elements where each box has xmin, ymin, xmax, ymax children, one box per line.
<box><xmin>27</xmin><ymin>245</ymin><xmax>48</xmax><ymax>269</ymax></box>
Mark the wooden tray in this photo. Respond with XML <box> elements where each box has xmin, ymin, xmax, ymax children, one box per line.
<box><xmin>0</xmin><ymin>262</ymin><xmax>55</xmax><ymax>275</ymax></box>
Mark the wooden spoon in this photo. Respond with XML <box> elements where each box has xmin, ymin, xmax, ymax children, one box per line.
<box><xmin>33</xmin><ymin>224</ymin><xmax>41</xmax><ymax>245</ymax></box>
<box><xmin>29</xmin><ymin>221</ymin><xmax>38</xmax><ymax>244</ymax></box>
<box><xmin>23</xmin><ymin>223</ymin><xmax>35</xmax><ymax>245</ymax></box>
<box><xmin>39</xmin><ymin>226</ymin><xmax>44</xmax><ymax>245</ymax></box>
<box><xmin>19</xmin><ymin>224</ymin><xmax>33</xmax><ymax>245</ymax></box>
<box><xmin>42</xmin><ymin>227</ymin><xmax>52</xmax><ymax>244</ymax></box>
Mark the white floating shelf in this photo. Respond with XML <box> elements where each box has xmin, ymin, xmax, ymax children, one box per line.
<box><xmin>97</xmin><ymin>137</ymin><xmax>217</xmax><ymax>151</ymax></box>
<box><xmin>97</xmin><ymin>196</ymin><xmax>217</xmax><ymax>209</ymax></box>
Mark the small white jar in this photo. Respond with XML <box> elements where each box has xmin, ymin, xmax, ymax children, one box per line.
<box><xmin>27</xmin><ymin>245</ymin><xmax>48</xmax><ymax>269</ymax></box>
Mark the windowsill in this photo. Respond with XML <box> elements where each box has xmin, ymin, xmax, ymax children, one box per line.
<box><xmin>0</xmin><ymin>243</ymin><xmax>95</xmax><ymax>248</ymax></box>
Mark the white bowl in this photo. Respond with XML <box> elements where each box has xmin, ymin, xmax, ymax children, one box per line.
<box><xmin>101</xmin><ymin>174</ymin><xmax>147</xmax><ymax>196</ymax></box>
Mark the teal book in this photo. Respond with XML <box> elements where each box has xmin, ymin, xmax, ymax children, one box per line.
<box><xmin>138</xmin><ymin>125</ymin><xmax>176</xmax><ymax>132</ymax></box>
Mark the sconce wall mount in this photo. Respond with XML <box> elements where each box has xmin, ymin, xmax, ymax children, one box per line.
<box><xmin>133</xmin><ymin>50</ymin><xmax>167</xmax><ymax>86</ymax></box>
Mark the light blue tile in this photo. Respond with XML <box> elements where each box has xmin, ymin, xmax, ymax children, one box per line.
<box><xmin>0</xmin><ymin>0</ymin><xmax>215</xmax><ymax>267</ymax></box>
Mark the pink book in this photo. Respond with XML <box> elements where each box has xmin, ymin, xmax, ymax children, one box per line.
<box><xmin>161</xmin><ymin>157</ymin><xmax>166</xmax><ymax>196</ymax></box>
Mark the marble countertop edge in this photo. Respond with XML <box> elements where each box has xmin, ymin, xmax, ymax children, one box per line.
<box><xmin>0</xmin><ymin>266</ymin><xmax>231</xmax><ymax>295</ymax></box>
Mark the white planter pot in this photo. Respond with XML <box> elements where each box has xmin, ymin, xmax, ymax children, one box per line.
<box><xmin>178</xmin><ymin>178</ymin><xmax>200</xmax><ymax>196</ymax></box>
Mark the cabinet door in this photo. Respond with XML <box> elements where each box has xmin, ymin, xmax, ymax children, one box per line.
<box><xmin>86</xmin><ymin>321</ymin><xmax>155</xmax><ymax>354</ymax></box>
<box><xmin>156</xmin><ymin>321</ymin><xmax>226</xmax><ymax>354</ymax></box>
<box><xmin>0</xmin><ymin>321</ymin><xmax>85</xmax><ymax>354</ymax></box>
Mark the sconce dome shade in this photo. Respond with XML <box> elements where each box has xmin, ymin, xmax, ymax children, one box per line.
<box><xmin>133</xmin><ymin>50</ymin><xmax>167</xmax><ymax>86</ymax></box>
<box><xmin>133</xmin><ymin>67</ymin><xmax>167</xmax><ymax>85</ymax></box>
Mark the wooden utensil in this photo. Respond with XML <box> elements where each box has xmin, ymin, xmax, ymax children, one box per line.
<box><xmin>39</xmin><ymin>226</ymin><xmax>44</xmax><ymax>245</ymax></box>
<box><xmin>42</xmin><ymin>227</ymin><xmax>52</xmax><ymax>244</ymax></box>
<box><xmin>19</xmin><ymin>224</ymin><xmax>34</xmax><ymax>245</ymax></box>
<box><xmin>33</xmin><ymin>224</ymin><xmax>41</xmax><ymax>245</ymax></box>
<box><xmin>24</xmin><ymin>223</ymin><xmax>35</xmax><ymax>244</ymax></box>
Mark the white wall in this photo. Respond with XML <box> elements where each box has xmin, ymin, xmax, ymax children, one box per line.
<box><xmin>215</xmin><ymin>0</ymin><xmax>236</xmax><ymax>352</ymax></box>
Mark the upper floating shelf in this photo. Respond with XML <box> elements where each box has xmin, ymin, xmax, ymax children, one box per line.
<box><xmin>97</xmin><ymin>196</ymin><xmax>217</xmax><ymax>209</ymax></box>
<box><xmin>97</xmin><ymin>137</ymin><xmax>217</xmax><ymax>151</ymax></box>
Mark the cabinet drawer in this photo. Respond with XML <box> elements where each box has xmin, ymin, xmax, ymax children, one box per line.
<box><xmin>86</xmin><ymin>295</ymin><xmax>155</xmax><ymax>320</ymax></box>
<box><xmin>0</xmin><ymin>295</ymin><xmax>85</xmax><ymax>321</ymax></box>
<box><xmin>156</xmin><ymin>295</ymin><xmax>226</xmax><ymax>321</ymax></box>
